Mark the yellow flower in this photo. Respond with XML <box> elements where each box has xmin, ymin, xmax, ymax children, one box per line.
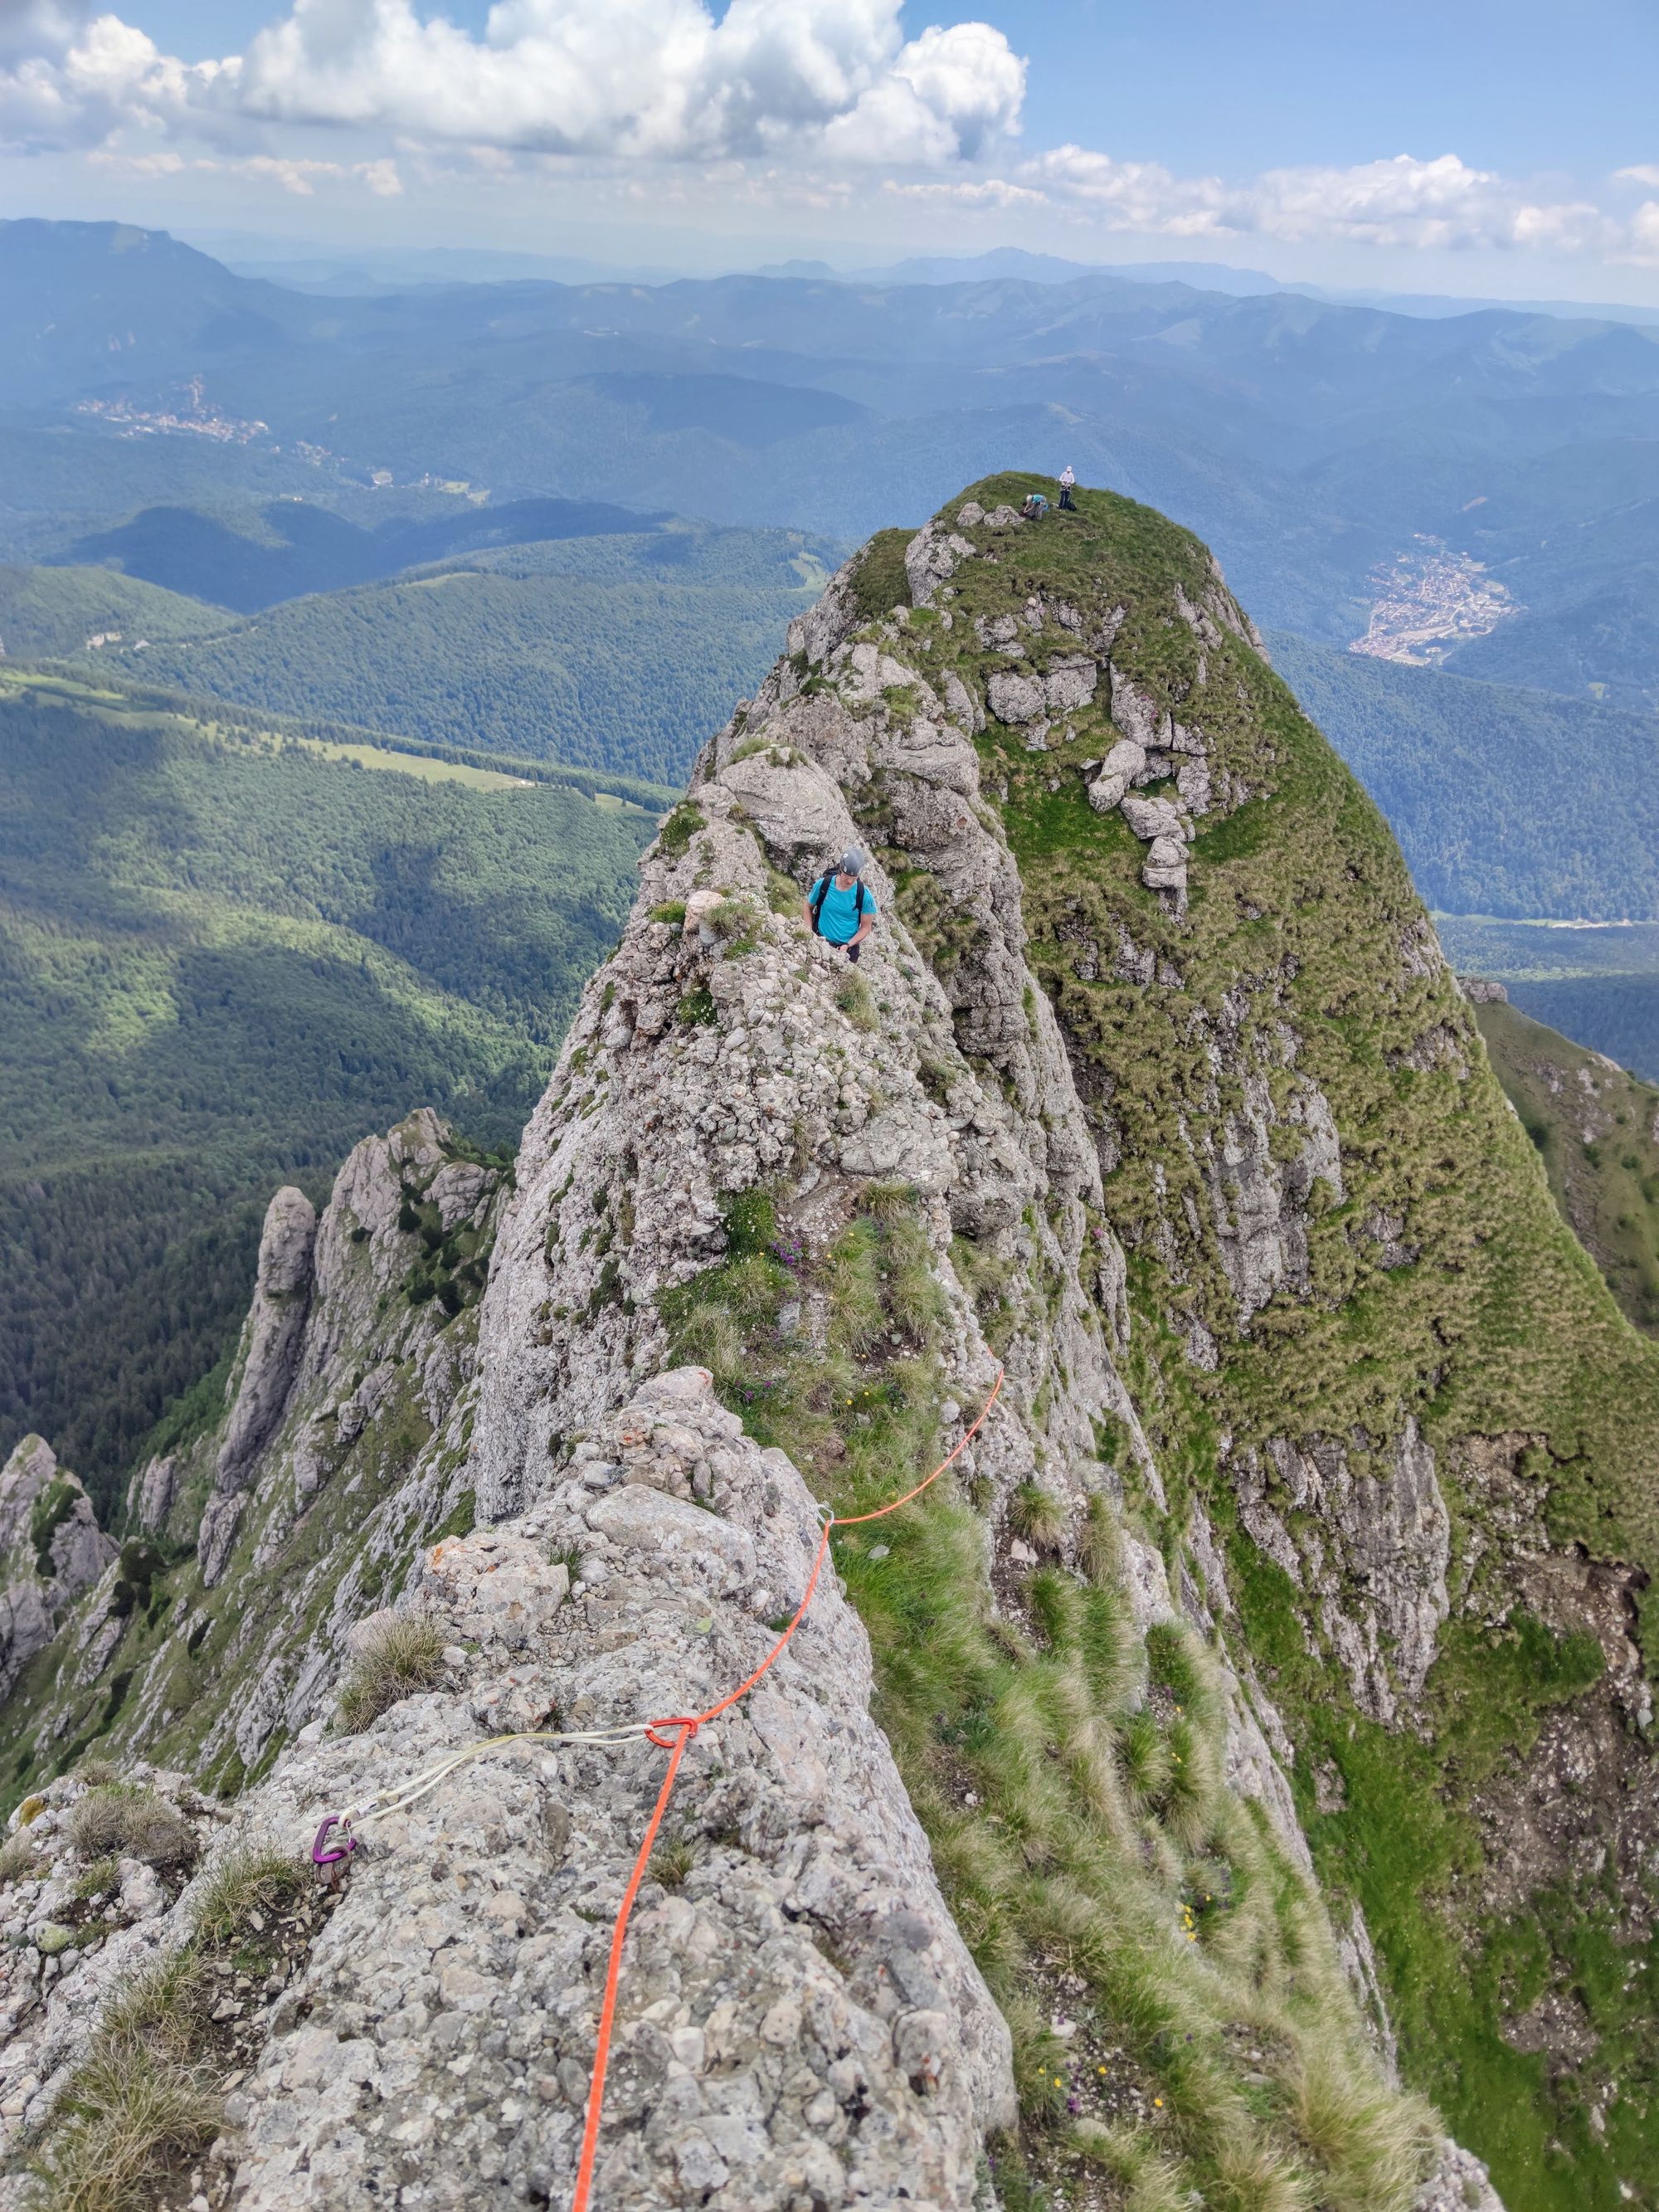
<box><xmin>1154</xmin><ymin>2097</ymin><xmax>1163</xmax><ymax>2108</ymax></box>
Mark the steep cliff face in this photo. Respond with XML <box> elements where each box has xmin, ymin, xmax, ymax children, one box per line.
<box><xmin>0</xmin><ymin>1439</ymin><xmax>113</xmax><ymax>1702</ymax></box>
<box><xmin>2</xmin><ymin>478</ymin><xmax>1655</xmax><ymax>2212</ymax></box>
<box><xmin>0</xmin><ymin>1108</ymin><xmax>503</xmax><ymax>1800</ymax></box>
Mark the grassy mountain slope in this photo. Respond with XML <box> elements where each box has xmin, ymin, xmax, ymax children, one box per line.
<box><xmin>1475</xmin><ymin>995</ymin><xmax>1659</xmax><ymax>1334</ymax></box>
<box><xmin>0</xmin><ymin>670</ymin><xmax>652</xmax><ymax>1506</ymax></box>
<box><xmin>830</xmin><ymin>478</ymin><xmax>1659</xmax><ymax>2209</ymax></box>
<box><xmin>1267</xmin><ymin>631</ymin><xmax>1659</xmax><ymax>922</ymax></box>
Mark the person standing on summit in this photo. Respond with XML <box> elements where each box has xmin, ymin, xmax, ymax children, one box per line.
<box><xmin>804</xmin><ymin>846</ymin><xmax>878</xmax><ymax>963</ymax></box>
<box><xmin>1058</xmin><ymin>464</ymin><xmax>1078</xmax><ymax>511</ymax></box>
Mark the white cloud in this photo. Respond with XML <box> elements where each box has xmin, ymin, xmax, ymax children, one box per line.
<box><xmin>87</xmin><ymin>144</ymin><xmax>403</xmax><ymax>195</ymax></box>
<box><xmin>0</xmin><ymin>0</ymin><xmax>1025</xmax><ymax>165</ymax></box>
<box><xmin>0</xmin><ymin>7</ymin><xmax>231</xmax><ymax>149</ymax></box>
<box><xmin>1023</xmin><ymin>146</ymin><xmax>1617</xmax><ymax>256</ymax></box>
<box><xmin>234</xmin><ymin>150</ymin><xmax>404</xmax><ymax>196</ymax></box>
<box><xmin>1624</xmin><ymin>202</ymin><xmax>1659</xmax><ymax>265</ymax></box>
<box><xmin>0</xmin><ymin>2</ymin><xmax>1652</xmax><ymax>275</ymax></box>
<box><xmin>885</xmin><ymin>173</ymin><xmax>1044</xmax><ymax>209</ymax></box>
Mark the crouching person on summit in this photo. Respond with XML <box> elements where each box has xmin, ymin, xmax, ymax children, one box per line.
<box><xmin>805</xmin><ymin>845</ymin><xmax>879</xmax><ymax>963</ymax></box>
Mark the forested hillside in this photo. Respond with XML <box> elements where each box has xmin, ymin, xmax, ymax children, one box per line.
<box><xmin>0</xmin><ymin>671</ymin><xmax>654</xmax><ymax>1505</ymax></box>
<box><xmin>1270</xmin><ymin>631</ymin><xmax>1659</xmax><ymax>920</ymax></box>
<box><xmin>9</xmin><ymin>219</ymin><xmax>1659</xmax><ymax>687</ymax></box>
<box><xmin>55</xmin><ymin>492</ymin><xmax>678</xmax><ymax>611</ymax></box>
<box><xmin>0</xmin><ymin>562</ymin><xmax>227</xmax><ymax>657</ymax></box>
<box><xmin>3</xmin><ymin>512</ymin><xmax>835</xmax><ymax>783</ymax></box>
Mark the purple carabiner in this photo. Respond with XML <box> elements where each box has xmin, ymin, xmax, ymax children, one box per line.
<box><xmin>312</xmin><ymin>1815</ymin><xmax>358</xmax><ymax>1886</ymax></box>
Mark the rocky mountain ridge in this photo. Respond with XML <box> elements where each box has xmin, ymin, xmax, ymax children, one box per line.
<box><xmin>1</xmin><ymin>475</ymin><xmax>1655</xmax><ymax>2212</ymax></box>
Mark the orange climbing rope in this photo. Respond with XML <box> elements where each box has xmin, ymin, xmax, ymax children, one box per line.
<box><xmin>568</xmin><ymin>1363</ymin><xmax>1005</xmax><ymax>2212</ymax></box>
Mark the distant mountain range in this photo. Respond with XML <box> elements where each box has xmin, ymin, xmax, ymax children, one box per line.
<box><xmin>216</xmin><ymin>232</ymin><xmax>1659</xmax><ymax>328</ymax></box>
<box><xmin>5</xmin><ymin>217</ymin><xmax>1659</xmax><ymax>710</ymax></box>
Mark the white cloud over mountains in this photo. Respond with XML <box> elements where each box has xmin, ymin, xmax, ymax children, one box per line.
<box><xmin>1</xmin><ymin>0</ymin><xmax>1657</xmax><ymax>269</ymax></box>
<box><xmin>1024</xmin><ymin>148</ymin><xmax>1618</xmax><ymax>256</ymax></box>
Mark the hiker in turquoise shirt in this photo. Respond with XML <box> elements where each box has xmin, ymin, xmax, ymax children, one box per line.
<box><xmin>804</xmin><ymin>846</ymin><xmax>879</xmax><ymax>963</ymax></box>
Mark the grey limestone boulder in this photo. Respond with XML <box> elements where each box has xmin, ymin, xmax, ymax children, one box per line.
<box><xmin>1044</xmin><ymin>655</ymin><xmax>1098</xmax><ymax>714</ymax></box>
<box><xmin>1121</xmin><ymin>793</ymin><xmax>1188</xmax><ymax>845</ymax></box>
<box><xmin>986</xmin><ymin>669</ymin><xmax>1044</xmax><ymax>724</ymax></box>
<box><xmin>1087</xmin><ymin>736</ymin><xmax>1147</xmax><ymax>811</ymax></box>
<box><xmin>903</xmin><ymin>520</ymin><xmax>977</xmax><ymax>609</ymax></box>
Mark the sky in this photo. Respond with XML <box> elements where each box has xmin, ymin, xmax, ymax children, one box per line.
<box><xmin>3</xmin><ymin>0</ymin><xmax>1658</xmax><ymax>302</ymax></box>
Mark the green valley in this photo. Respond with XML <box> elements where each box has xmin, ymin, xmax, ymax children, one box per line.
<box><xmin>13</xmin><ymin>517</ymin><xmax>836</xmax><ymax>785</ymax></box>
<box><xmin>1268</xmin><ymin>631</ymin><xmax>1659</xmax><ymax>923</ymax></box>
<box><xmin>0</xmin><ymin>670</ymin><xmax>657</xmax><ymax>1509</ymax></box>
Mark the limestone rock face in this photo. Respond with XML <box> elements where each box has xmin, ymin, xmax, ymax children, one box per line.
<box><xmin>1229</xmin><ymin>1422</ymin><xmax>1452</xmax><ymax>1726</ymax></box>
<box><xmin>4</xmin><ymin>1380</ymin><xmax>1016</xmax><ymax>2210</ymax></box>
<box><xmin>0</xmin><ymin>1110</ymin><xmax>511</xmax><ymax>1794</ymax></box>
<box><xmin>216</xmin><ymin>1184</ymin><xmax>318</xmax><ymax>1486</ymax></box>
<box><xmin>125</xmin><ymin>1452</ymin><xmax>178</xmax><ymax>1535</ymax></box>
<box><xmin>200</xmin><ymin>1186</ymin><xmax>319</xmax><ymax>1582</ymax></box>
<box><xmin>1416</xmin><ymin>2140</ymin><xmax>1504</xmax><ymax>2212</ymax></box>
<box><xmin>0</xmin><ymin>1439</ymin><xmax>114</xmax><ymax>1698</ymax></box>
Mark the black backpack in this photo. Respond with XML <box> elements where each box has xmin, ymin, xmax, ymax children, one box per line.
<box><xmin>810</xmin><ymin>873</ymin><xmax>865</xmax><ymax>938</ymax></box>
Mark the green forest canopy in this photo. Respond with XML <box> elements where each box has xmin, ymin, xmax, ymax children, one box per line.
<box><xmin>27</xmin><ymin>519</ymin><xmax>834</xmax><ymax>787</ymax></box>
<box><xmin>0</xmin><ymin>672</ymin><xmax>654</xmax><ymax>1507</ymax></box>
<box><xmin>1270</xmin><ymin>630</ymin><xmax>1659</xmax><ymax>923</ymax></box>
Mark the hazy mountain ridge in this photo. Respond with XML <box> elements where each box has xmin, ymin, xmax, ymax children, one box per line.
<box><xmin>5</xmin><ymin>218</ymin><xmax>1659</xmax><ymax>701</ymax></box>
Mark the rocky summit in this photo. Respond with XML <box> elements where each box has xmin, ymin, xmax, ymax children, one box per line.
<box><xmin>1</xmin><ymin>475</ymin><xmax>1656</xmax><ymax>2212</ymax></box>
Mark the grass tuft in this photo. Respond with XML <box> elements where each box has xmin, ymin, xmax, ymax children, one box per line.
<box><xmin>1078</xmin><ymin>1493</ymin><xmax>1122</xmax><ymax>1586</ymax></box>
<box><xmin>337</xmin><ymin>1616</ymin><xmax>446</xmax><ymax>1732</ymax></box>
<box><xmin>29</xmin><ymin>2043</ymin><xmax>224</xmax><ymax>2212</ymax></box>
<box><xmin>68</xmin><ymin>1787</ymin><xmax>195</xmax><ymax>1872</ymax></box>
<box><xmin>647</xmin><ymin>1830</ymin><xmax>703</xmax><ymax>1891</ymax></box>
<box><xmin>834</xmin><ymin>974</ymin><xmax>878</xmax><ymax>1030</ymax></box>
<box><xmin>192</xmin><ymin>1847</ymin><xmax>309</xmax><ymax>1954</ymax></box>
<box><xmin>1009</xmin><ymin>1481</ymin><xmax>1068</xmax><ymax>1553</ymax></box>
<box><xmin>0</xmin><ymin>1830</ymin><xmax>40</xmax><ymax>1885</ymax></box>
